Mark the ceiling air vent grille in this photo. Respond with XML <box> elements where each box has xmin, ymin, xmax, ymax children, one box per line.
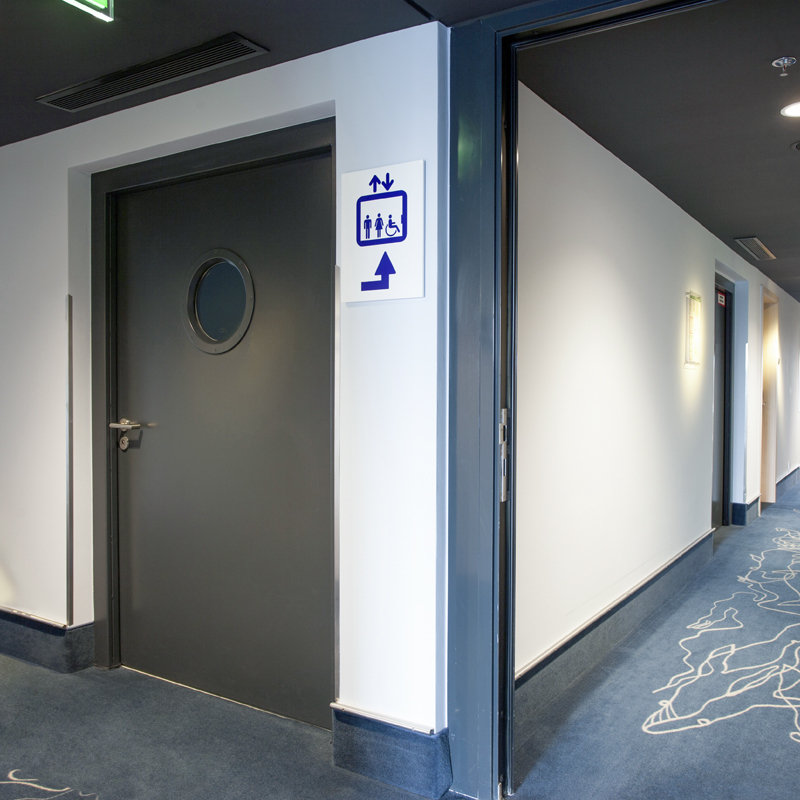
<box><xmin>37</xmin><ymin>34</ymin><xmax>268</xmax><ymax>113</ymax></box>
<box><xmin>734</xmin><ymin>236</ymin><xmax>777</xmax><ymax>261</ymax></box>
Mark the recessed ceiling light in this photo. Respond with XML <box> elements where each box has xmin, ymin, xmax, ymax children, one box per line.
<box><xmin>781</xmin><ymin>102</ymin><xmax>800</xmax><ymax>117</ymax></box>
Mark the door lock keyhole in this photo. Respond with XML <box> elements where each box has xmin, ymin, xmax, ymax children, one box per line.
<box><xmin>109</xmin><ymin>418</ymin><xmax>141</xmax><ymax>451</ymax></box>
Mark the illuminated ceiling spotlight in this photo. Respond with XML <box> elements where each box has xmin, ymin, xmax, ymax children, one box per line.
<box><xmin>60</xmin><ymin>0</ymin><xmax>114</xmax><ymax>22</ymax></box>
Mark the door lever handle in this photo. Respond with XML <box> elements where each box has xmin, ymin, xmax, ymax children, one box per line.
<box><xmin>109</xmin><ymin>418</ymin><xmax>141</xmax><ymax>431</ymax></box>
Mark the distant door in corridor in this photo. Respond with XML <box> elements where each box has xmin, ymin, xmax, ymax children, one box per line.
<box><xmin>711</xmin><ymin>284</ymin><xmax>732</xmax><ymax>528</ymax></box>
<box><xmin>112</xmin><ymin>126</ymin><xmax>334</xmax><ymax>728</ymax></box>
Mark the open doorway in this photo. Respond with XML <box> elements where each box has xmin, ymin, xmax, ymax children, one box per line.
<box><xmin>506</xmin><ymin>2</ymin><xmax>768</xmax><ymax>794</ymax></box>
<box><xmin>712</xmin><ymin>277</ymin><xmax>734</xmax><ymax>528</ymax></box>
<box><xmin>452</xmin><ymin>0</ymin><xmax>794</xmax><ymax>796</ymax></box>
<box><xmin>761</xmin><ymin>289</ymin><xmax>779</xmax><ymax>506</ymax></box>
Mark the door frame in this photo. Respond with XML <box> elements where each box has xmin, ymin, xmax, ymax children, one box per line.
<box><xmin>449</xmin><ymin>2</ymin><xmax>724</xmax><ymax>796</ymax></box>
<box><xmin>90</xmin><ymin>118</ymin><xmax>337</xmax><ymax>669</ymax></box>
<box><xmin>713</xmin><ymin>276</ymin><xmax>735</xmax><ymax>527</ymax></box>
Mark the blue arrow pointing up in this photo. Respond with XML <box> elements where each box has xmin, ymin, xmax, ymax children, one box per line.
<box><xmin>369</xmin><ymin>175</ymin><xmax>382</xmax><ymax>193</ymax></box>
<box><xmin>361</xmin><ymin>251</ymin><xmax>396</xmax><ymax>292</ymax></box>
<box><xmin>381</xmin><ymin>173</ymin><xmax>394</xmax><ymax>191</ymax></box>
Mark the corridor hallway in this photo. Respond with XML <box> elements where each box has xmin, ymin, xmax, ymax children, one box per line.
<box><xmin>514</xmin><ymin>483</ymin><xmax>800</xmax><ymax>799</ymax></box>
<box><xmin>5</xmin><ymin>486</ymin><xmax>800</xmax><ymax>799</ymax></box>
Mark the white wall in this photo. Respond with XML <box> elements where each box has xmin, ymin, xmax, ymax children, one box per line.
<box><xmin>0</xmin><ymin>22</ymin><xmax>449</xmax><ymax>733</ymax></box>
<box><xmin>771</xmin><ymin>291</ymin><xmax>800</xmax><ymax>493</ymax></box>
<box><xmin>515</xmin><ymin>83</ymin><xmax>800</xmax><ymax>673</ymax></box>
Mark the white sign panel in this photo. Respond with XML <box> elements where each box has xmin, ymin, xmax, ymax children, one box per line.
<box><xmin>341</xmin><ymin>160</ymin><xmax>425</xmax><ymax>302</ymax></box>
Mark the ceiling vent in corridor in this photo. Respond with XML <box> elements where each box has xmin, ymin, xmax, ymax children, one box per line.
<box><xmin>36</xmin><ymin>34</ymin><xmax>268</xmax><ymax>113</ymax></box>
<box><xmin>734</xmin><ymin>236</ymin><xmax>777</xmax><ymax>261</ymax></box>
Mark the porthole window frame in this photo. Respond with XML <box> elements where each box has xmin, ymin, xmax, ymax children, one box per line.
<box><xmin>181</xmin><ymin>248</ymin><xmax>255</xmax><ymax>354</ymax></box>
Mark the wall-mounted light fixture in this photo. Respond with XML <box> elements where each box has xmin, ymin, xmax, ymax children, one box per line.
<box><xmin>60</xmin><ymin>0</ymin><xmax>113</xmax><ymax>22</ymax></box>
<box><xmin>685</xmin><ymin>292</ymin><xmax>701</xmax><ymax>368</ymax></box>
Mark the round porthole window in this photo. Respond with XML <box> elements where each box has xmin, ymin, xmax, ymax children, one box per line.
<box><xmin>182</xmin><ymin>249</ymin><xmax>255</xmax><ymax>354</ymax></box>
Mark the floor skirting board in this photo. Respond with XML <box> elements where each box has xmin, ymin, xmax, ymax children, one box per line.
<box><xmin>732</xmin><ymin>496</ymin><xmax>760</xmax><ymax>526</ymax></box>
<box><xmin>0</xmin><ymin>609</ymin><xmax>93</xmax><ymax>672</ymax></box>
<box><xmin>776</xmin><ymin>467</ymin><xmax>800</xmax><ymax>501</ymax></box>
<box><xmin>332</xmin><ymin>707</ymin><xmax>452</xmax><ymax>799</ymax></box>
<box><xmin>512</xmin><ymin>531</ymin><xmax>713</xmax><ymax>792</ymax></box>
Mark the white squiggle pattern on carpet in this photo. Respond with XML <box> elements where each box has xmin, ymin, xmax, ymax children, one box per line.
<box><xmin>643</xmin><ymin>528</ymin><xmax>800</xmax><ymax>741</ymax></box>
<box><xmin>0</xmin><ymin>770</ymin><xmax>98</xmax><ymax>799</ymax></box>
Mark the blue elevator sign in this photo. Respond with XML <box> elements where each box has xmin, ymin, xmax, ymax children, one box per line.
<box><xmin>342</xmin><ymin>160</ymin><xmax>425</xmax><ymax>303</ymax></box>
<box><xmin>357</xmin><ymin>176</ymin><xmax>407</xmax><ymax>248</ymax></box>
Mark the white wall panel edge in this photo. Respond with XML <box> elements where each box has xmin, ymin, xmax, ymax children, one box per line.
<box><xmin>68</xmin><ymin>168</ymin><xmax>94</xmax><ymax>626</ymax></box>
<box><xmin>434</xmin><ymin>22</ymin><xmax>451</xmax><ymax>734</ymax></box>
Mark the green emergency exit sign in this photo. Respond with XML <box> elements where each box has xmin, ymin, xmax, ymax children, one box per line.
<box><xmin>61</xmin><ymin>0</ymin><xmax>114</xmax><ymax>22</ymax></box>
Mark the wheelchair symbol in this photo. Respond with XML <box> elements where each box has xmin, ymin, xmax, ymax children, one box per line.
<box><xmin>356</xmin><ymin>190</ymin><xmax>408</xmax><ymax>247</ymax></box>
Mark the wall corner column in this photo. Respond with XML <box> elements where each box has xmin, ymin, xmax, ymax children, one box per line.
<box><xmin>448</xmin><ymin>19</ymin><xmax>503</xmax><ymax>800</ymax></box>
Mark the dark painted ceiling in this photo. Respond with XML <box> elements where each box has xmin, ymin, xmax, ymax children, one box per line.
<box><xmin>518</xmin><ymin>0</ymin><xmax>800</xmax><ymax>300</ymax></box>
<box><xmin>1</xmin><ymin>0</ymin><xmax>527</xmax><ymax>147</ymax></box>
<box><xmin>5</xmin><ymin>0</ymin><xmax>800</xmax><ymax>300</ymax></box>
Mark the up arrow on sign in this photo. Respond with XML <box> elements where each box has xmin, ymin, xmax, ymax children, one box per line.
<box><xmin>361</xmin><ymin>252</ymin><xmax>396</xmax><ymax>292</ymax></box>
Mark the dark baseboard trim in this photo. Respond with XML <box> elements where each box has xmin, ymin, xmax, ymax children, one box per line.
<box><xmin>0</xmin><ymin>609</ymin><xmax>94</xmax><ymax>673</ymax></box>
<box><xmin>732</xmin><ymin>496</ymin><xmax>760</xmax><ymax>526</ymax></box>
<box><xmin>512</xmin><ymin>531</ymin><xmax>713</xmax><ymax>791</ymax></box>
<box><xmin>776</xmin><ymin>468</ymin><xmax>800</xmax><ymax>501</ymax></box>
<box><xmin>514</xmin><ymin>531</ymin><xmax>713</xmax><ymax>692</ymax></box>
<box><xmin>332</xmin><ymin>707</ymin><xmax>452</xmax><ymax>799</ymax></box>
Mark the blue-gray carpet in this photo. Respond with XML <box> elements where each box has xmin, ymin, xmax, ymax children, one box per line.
<box><xmin>0</xmin><ymin>655</ymin><xmax>422</xmax><ymax>799</ymax></box>
<box><xmin>514</xmin><ymin>483</ymin><xmax>800</xmax><ymax>799</ymax></box>
<box><xmin>8</xmin><ymin>489</ymin><xmax>800</xmax><ymax>800</ymax></box>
